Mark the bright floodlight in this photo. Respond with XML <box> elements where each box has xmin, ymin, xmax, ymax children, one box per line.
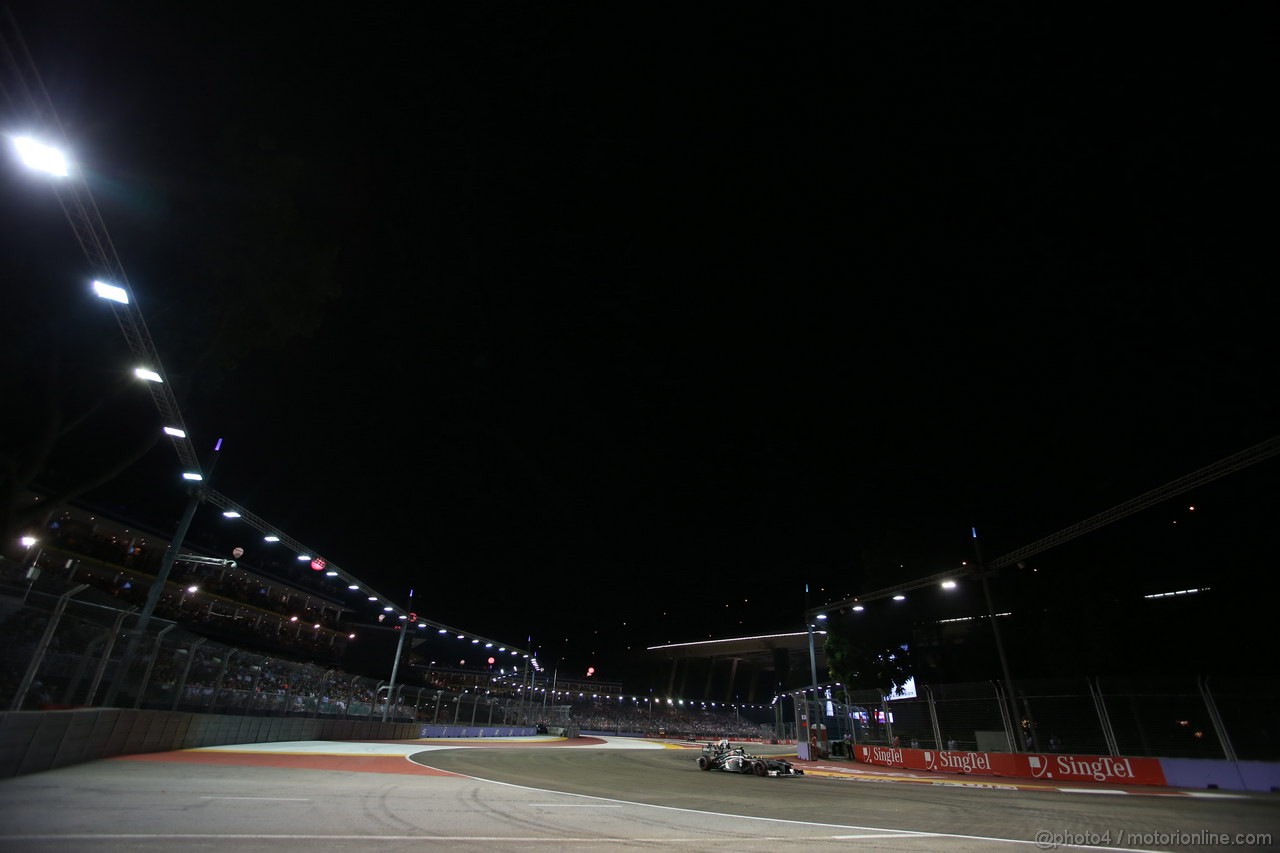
<box><xmin>92</xmin><ymin>280</ymin><xmax>129</xmax><ymax>304</ymax></box>
<box><xmin>263</xmin><ymin>535</ymin><xmax>280</xmax><ymax>542</ymax></box>
<box><xmin>892</xmin><ymin>594</ymin><xmax>906</xmax><ymax>601</ymax></box>
<box><xmin>182</xmin><ymin>472</ymin><xmax>203</xmax><ymax>481</ymax></box>
<box><xmin>296</xmin><ymin>554</ymin><xmax>311</xmax><ymax>561</ymax></box>
<box><xmin>222</xmin><ymin>511</ymin><xmax>241</xmax><ymax>518</ymax></box>
<box><xmin>14</xmin><ymin>136</ymin><xmax>69</xmax><ymax>176</ymax></box>
<box><xmin>163</xmin><ymin>426</ymin><xmax>186</xmax><ymax>438</ymax></box>
<box><xmin>135</xmin><ymin>367</ymin><xmax>163</xmax><ymax>383</ymax></box>
<box><xmin>941</xmin><ymin>580</ymin><xmax>957</xmax><ymax>589</ymax></box>
<box><xmin>852</xmin><ymin>605</ymin><xmax>865</xmax><ymax>612</ymax></box>
<box><xmin>186</xmin><ymin>585</ymin><xmax>198</xmax><ymax>593</ymax></box>
<box><xmin>21</xmin><ymin>536</ymin><xmax>37</xmax><ymax>548</ymax></box>
<box><xmin>816</xmin><ymin>613</ymin><xmax>827</xmax><ymax>620</ymax></box>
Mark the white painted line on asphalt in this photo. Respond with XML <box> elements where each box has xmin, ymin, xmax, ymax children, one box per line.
<box><xmin>1057</xmin><ymin>788</ymin><xmax>1129</xmax><ymax>795</ymax></box>
<box><xmin>529</xmin><ymin>803</ymin><xmax>623</xmax><ymax>807</ymax></box>
<box><xmin>200</xmin><ymin>796</ymin><xmax>311</xmax><ymax>801</ymax></box>
<box><xmin>0</xmin><ymin>834</ymin><xmax>1168</xmax><ymax>850</ymax></box>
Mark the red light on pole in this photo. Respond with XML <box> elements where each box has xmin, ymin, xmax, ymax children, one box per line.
<box><xmin>310</xmin><ymin>558</ymin><xmax>326</xmax><ymax>571</ymax></box>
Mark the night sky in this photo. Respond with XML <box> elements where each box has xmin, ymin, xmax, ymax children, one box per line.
<box><xmin>3</xmin><ymin>4</ymin><xmax>1276</xmax><ymax>689</ymax></box>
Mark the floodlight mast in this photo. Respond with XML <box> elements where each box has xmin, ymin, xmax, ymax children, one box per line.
<box><xmin>2</xmin><ymin>11</ymin><xmax>201</xmax><ymax>476</ymax></box>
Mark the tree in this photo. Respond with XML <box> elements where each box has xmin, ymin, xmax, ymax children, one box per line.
<box><xmin>824</xmin><ymin>620</ymin><xmax>916</xmax><ymax>697</ymax></box>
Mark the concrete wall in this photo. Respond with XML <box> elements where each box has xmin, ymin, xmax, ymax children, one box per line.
<box><xmin>0</xmin><ymin>709</ymin><xmax>422</xmax><ymax>779</ymax></box>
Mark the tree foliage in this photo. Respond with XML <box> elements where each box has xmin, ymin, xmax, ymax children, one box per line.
<box><xmin>823</xmin><ymin>619</ymin><xmax>916</xmax><ymax>697</ymax></box>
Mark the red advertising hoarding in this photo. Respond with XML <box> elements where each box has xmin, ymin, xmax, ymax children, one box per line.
<box><xmin>854</xmin><ymin>745</ymin><xmax>1167</xmax><ymax>787</ymax></box>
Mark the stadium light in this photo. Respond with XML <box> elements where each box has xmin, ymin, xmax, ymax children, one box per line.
<box><xmin>13</xmin><ymin>135</ymin><xmax>68</xmax><ymax>176</ymax></box>
<box><xmin>134</xmin><ymin>367</ymin><xmax>162</xmax><ymax>383</ymax></box>
<box><xmin>91</xmin><ymin>279</ymin><xmax>128</xmax><ymax>303</ymax></box>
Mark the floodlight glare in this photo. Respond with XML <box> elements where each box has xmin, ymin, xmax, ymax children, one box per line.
<box><xmin>893</xmin><ymin>594</ymin><xmax>906</xmax><ymax>601</ymax></box>
<box><xmin>941</xmin><ymin>580</ymin><xmax>957</xmax><ymax>589</ymax></box>
<box><xmin>135</xmin><ymin>367</ymin><xmax>163</xmax><ymax>383</ymax></box>
<box><xmin>263</xmin><ymin>535</ymin><xmax>280</xmax><ymax>542</ymax></box>
<box><xmin>816</xmin><ymin>613</ymin><xmax>827</xmax><ymax>620</ymax></box>
<box><xmin>92</xmin><ymin>280</ymin><xmax>129</xmax><ymax>304</ymax></box>
<box><xmin>296</xmin><ymin>554</ymin><xmax>311</xmax><ymax>561</ymax></box>
<box><xmin>14</xmin><ymin>136</ymin><xmax>69</xmax><ymax>176</ymax></box>
<box><xmin>852</xmin><ymin>605</ymin><xmax>865</xmax><ymax>612</ymax></box>
<box><xmin>21</xmin><ymin>536</ymin><xmax>37</xmax><ymax>548</ymax></box>
<box><xmin>182</xmin><ymin>472</ymin><xmax>202</xmax><ymax>481</ymax></box>
<box><xmin>347</xmin><ymin>584</ymin><xmax>359</xmax><ymax>590</ymax></box>
<box><xmin>222</xmin><ymin>511</ymin><xmax>241</xmax><ymax>518</ymax></box>
<box><xmin>163</xmin><ymin>426</ymin><xmax>186</xmax><ymax>438</ymax></box>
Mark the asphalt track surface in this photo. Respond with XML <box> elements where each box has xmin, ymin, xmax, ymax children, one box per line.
<box><xmin>0</xmin><ymin>737</ymin><xmax>1276</xmax><ymax>852</ymax></box>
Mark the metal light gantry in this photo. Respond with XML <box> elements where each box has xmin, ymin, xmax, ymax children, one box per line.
<box><xmin>2</xmin><ymin>15</ymin><xmax>532</xmax><ymax>661</ymax></box>
<box><xmin>807</xmin><ymin>433</ymin><xmax>1280</xmax><ymax>620</ymax></box>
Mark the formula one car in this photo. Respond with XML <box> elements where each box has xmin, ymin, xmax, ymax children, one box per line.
<box><xmin>696</xmin><ymin>740</ymin><xmax>804</xmax><ymax>777</ymax></box>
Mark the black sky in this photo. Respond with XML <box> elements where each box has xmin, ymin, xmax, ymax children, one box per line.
<box><xmin>3</xmin><ymin>4</ymin><xmax>1276</xmax><ymax>688</ymax></box>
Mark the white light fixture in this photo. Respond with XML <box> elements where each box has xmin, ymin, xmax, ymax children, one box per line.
<box><xmin>222</xmin><ymin>511</ymin><xmax>241</xmax><ymax>518</ymax></box>
<box><xmin>893</xmin><ymin>594</ymin><xmax>906</xmax><ymax>601</ymax></box>
<box><xmin>21</xmin><ymin>536</ymin><xmax>37</xmax><ymax>548</ymax></box>
<box><xmin>186</xmin><ymin>585</ymin><xmax>198</xmax><ymax>593</ymax></box>
<box><xmin>348</xmin><ymin>633</ymin><xmax>356</xmax><ymax>639</ymax></box>
<box><xmin>325</xmin><ymin>571</ymin><xmax>338</xmax><ymax>577</ymax></box>
<box><xmin>14</xmin><ymin>136</ymin><xmax>69</xmax><ymax>176</ymax></box>
<box><xmin>182</xmin><ymin>472</ymin><xmax>202</xmax><ymax>481</ymax></box>
<box><xmin>91</xmin><ymin>279</ymin><xmax>128</xmax><ymax>303</ymax></box>
<box><xmin>816</xmin><ymin>613</ymin><xmax>827</xmax><ymax>620</ymax></box>
<box><xmin>296</xmin><ymin>554</ymin><xmax>311</xmax><ymax>561</ymax></box>
<box><xmin>941</xmin><ymin>580</ymin><xmax>957</xmax><ymax>589</ymax></box>
<box><xmin>263</xmin><ymin>535</ymin><xmax>280</xmax><ymax>542</ymax></box>
<box><xmin>163</xmin><ymin>426</ymin><xmax>186</xmax><ymax>438</ymax></box>
<box><xmin>852</xmin><ymin>605</ymin><xmax>865</xmax><ymax>612</ymax></box>
<box><xmin>348</xmin><ymin>584</ymin><xmax>359</xmax><ymax>590</ymax></box>
<box><xmin>135</xmin><ymin>367</ymin><xmax>162</xmax><ymax>383</ymax></box>
<box><xmin>368</xmin><ymin>596</ymin><xmax>378</xmax><ymax>601</ymax></box>
<box><xmin>383</xmin><ymin>606</ymin><xmax>393</xmax><ymax>612</ymax></box>
<box><xmin>438</xmin><ymin>628</ymin><xmax>447</xmax><ymax>634</ymax></box>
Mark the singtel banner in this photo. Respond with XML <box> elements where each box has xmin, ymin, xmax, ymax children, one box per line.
<box><xmin>855</xmin><ymin>745</ymin><xmax>1167</xmax><ymax>787</ymax></box>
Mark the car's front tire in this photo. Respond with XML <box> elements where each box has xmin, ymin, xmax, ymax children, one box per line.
<box><xmin>697</xmin><ymin>756</ymin><xmax>711</xmax><ymax>770</ymax></box>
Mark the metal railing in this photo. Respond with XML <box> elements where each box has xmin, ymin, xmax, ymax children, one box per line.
<box><xmin>789</xmin><ymin>674</ymin><xmax>1277</xmax><ymax>761</ymax></box>
<box><xmin>0</xmin><ymin>563</ymin><xmax>533</xmax><ymax>726</ymax></box>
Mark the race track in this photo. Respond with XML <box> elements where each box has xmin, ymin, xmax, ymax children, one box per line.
<box><xmin>0</xmin><ymin>737</ymin><xmax>1275</xmax><ymax>852</ymax></box>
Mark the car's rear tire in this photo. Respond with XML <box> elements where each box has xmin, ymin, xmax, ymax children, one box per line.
<box><xmin>697</xmin><ymin>756</ymin><xmax>711</xmax><ymax>770</ymax></box>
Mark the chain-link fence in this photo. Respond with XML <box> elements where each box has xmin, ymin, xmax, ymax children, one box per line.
<box><xmin>788</xmin><ymin>674</ymin><xmax>1276</xmax><ymax>760</ymax></box>
<box><xmin>0</xmin><ymin>563</ymin><xmax>540</xmax><ymax>727</ymax></box>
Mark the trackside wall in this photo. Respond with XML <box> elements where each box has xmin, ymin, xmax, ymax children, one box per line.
<box><xmin>850</xmin><ymin>744</ymin><xmax>1280</xmax><ymax>792</ymax></box>
<box><xmin>0</xmin><ymin>708</ymin><xmax>422</xmax><ymax>779</ymax></box>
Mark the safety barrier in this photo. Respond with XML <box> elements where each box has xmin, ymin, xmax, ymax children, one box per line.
<box><xmin>0</xmin><ymin>707</ymin><xmax>420</xmax><ymax>779</ymax></box>
<box><xmin>850</xmin><ymin>744</ymin><xmax>1280</xmax><ymax>792</ymax></box>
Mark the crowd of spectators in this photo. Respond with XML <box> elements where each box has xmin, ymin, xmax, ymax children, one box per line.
<box><xmin>29</xmin><ymin>531</ymin><xmax>349</xmax><ymax>662</ymax></box>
